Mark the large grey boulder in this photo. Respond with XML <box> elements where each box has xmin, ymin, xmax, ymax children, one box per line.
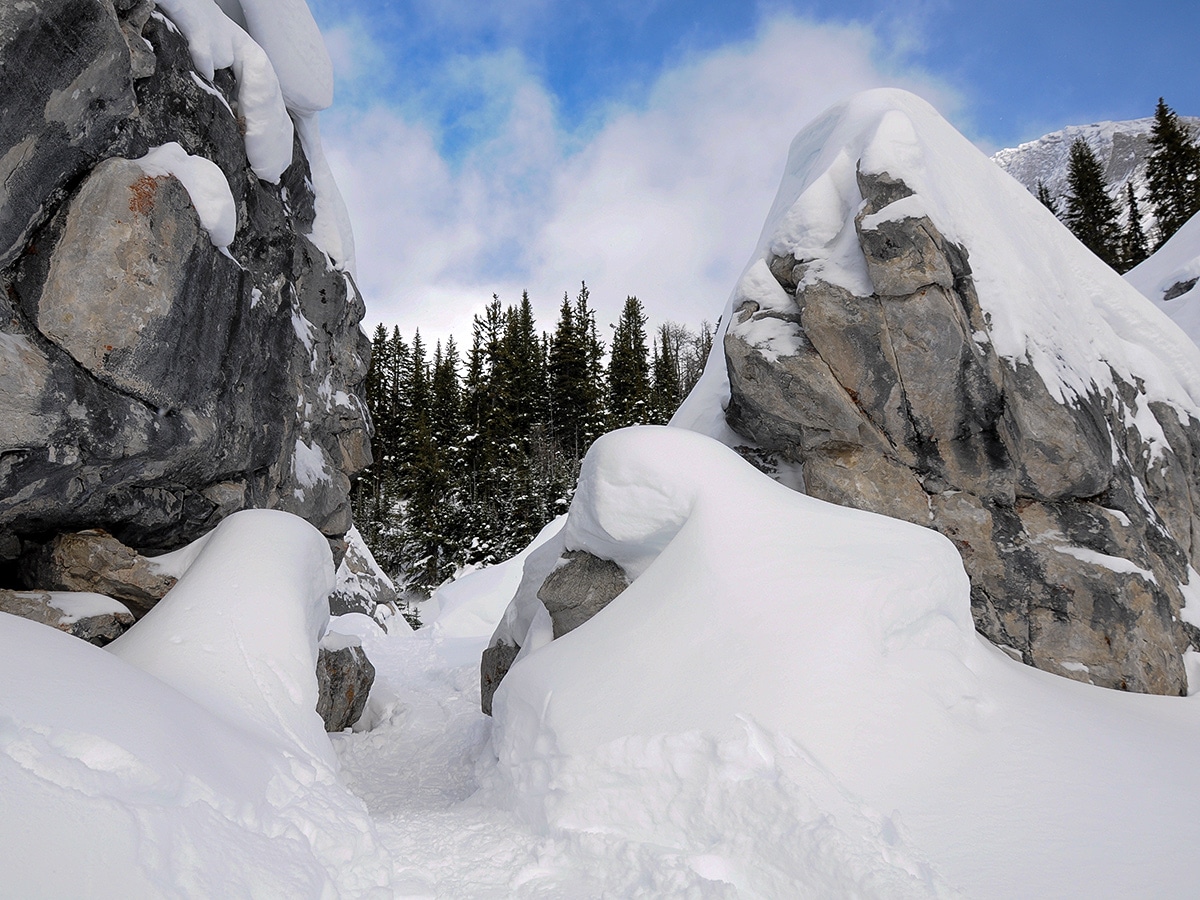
<box><xmin>316</xmin><ymin>641</ymin><xmax>375</xmax><ymax>732</ymax></box>
<box><xmin>480</xmin><ymin>545</ymin><xmax>629</xmax><ymax>715</ymax></box>
<box><xmin>539</xmin><ymin>551</ymin><xmax>630</xmax><ymax>639</ymax></box>
<box><xmin>0</xmin><ymin>0</ymin><xmax>371</xmax><ymax>574</ymax></box>
<box><xmin>726</xmin><ymin>165</ymin><xmax>1200</xmax><ymax>696</ymax></box>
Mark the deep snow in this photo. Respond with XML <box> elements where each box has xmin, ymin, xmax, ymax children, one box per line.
<box><xmin>9</xmin><ymin>436</ymin><xmax>1200</xmax><ymax>896</ymax></box>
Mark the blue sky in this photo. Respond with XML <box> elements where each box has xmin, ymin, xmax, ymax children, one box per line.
<box><xmin>307</xmin><ymin>0</ymin><xmax>1200</xmax><ymax>344</ymax></box>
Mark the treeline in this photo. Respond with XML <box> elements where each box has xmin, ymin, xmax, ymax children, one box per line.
<box><xmin>1038</xmin><ymin>97</ymin><xmax>1200</xmax><ymax>273</ymax></box>
<box><xmin>352</xmin><ymin>284</ymin><xmax>714</xmax><ymax>597</ymax></box>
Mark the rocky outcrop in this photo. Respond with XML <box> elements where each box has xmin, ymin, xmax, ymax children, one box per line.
<box><xmin>0</xmin><ymin>0</ymin><xmax>371</xmax><ymax>578</ymax></box>
<box><xmin>316</xmin><ymin>641</ymin><xmax>374</xmax><ymax>732</ymax></box>
<box><xmin>329</xmin><ymin>526</ymin><xmax>397</xmax><ymax>617</ymax></box>
<box><xmin>726</xmin><ymin>165</ymin><xmax>1200</xmax><ymax>695</ymax></box>
<box><xmin>0</xmin><ymin>589</ymin><xmax>134</xmax><ymax>645</ymax></box>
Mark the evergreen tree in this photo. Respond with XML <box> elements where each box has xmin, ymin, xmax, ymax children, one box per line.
<box><xmin>1063</xmin><ymin>138</ymin><xmax>1122</xmax><ymax>269</ymax></box>
<box><xmin>1146</xmin><ymin>97</ymin><xmax>1200</xmax><ymax>248</ymax></box>
<box><xmin>608</xmin><ymin>296</ymin><xmax>651</xmax><ymax>428</ymax></box>
<box><xmin>1035</xmin><ymin>180</ymin><xmax>1059</xmax><ymax>216</ymax></box>
<box><xmin>650</xmin><ymin>324</ymin><xmax>682</xmax><ymax>423</ymax></box>
<box><xmin>548</xmin><ymin>284</ymin><xmax>604</xmax><ymax>456</ymax></box>
<box><xmin>1120</xmin><ymin>181</ymin><xmax>1149</xmax><ymax>272</ymax></box>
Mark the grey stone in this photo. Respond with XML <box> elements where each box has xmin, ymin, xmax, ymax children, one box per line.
<box><xmin>480</xmin><ymin>641</ymin><xmax>520</xmax><ymax>717</ymax></box>
<box><xmin>538</xmin><ymin>550</ymin><xmax>630</xmax><ymax>639</ymax></box>
<box><xmin>0</xmin><ymin>0</ymin><xmax>136</xmax><ymax>269</ymax></box>
<box><xmin>316</xmin><ymin>643</ymin><xmax>375</xmax><ymax>732</ymax></box>
<box><xmin>724</xmin><ymin>168</ymin><xmax>1200</xmax><ymax>696</ymax></box>
<box><xmin>0</xmin><ymin>588</ymin><xmax>134</xmax><ymax>645</ymax></box>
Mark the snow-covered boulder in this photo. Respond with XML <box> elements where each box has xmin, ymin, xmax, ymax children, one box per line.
<box><xmin>0</xmin><ymin>0</ymin><xmax>370</xmax><ymax>570</ymax></box>
<box><xmin>681</xmin><ymin>89</ymin><xmax>1200</xmax><ymax>695</ymax></box>
<box><xmin>0</xmin><ymin>589</ymin><xmax>134</xmax><ymax>644</ymax></box>
<box><xmin>485</xmin><ymin>425</ymin><xmax>1200</xmax><ymax>897</ymax></box>
<box><xmin>329</xmin><ymin>525</ymin><xmax>398</xmax><ymax>617</ymax></box>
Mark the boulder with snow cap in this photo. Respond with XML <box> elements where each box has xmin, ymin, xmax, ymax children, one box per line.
<box><xmin>0</xmin><ymin>0</ymin><xmax>371</xmax><ymax>565</ymax></box>
<box><xmin>708</xmin><ymin>89</ymin><xmax>1200</xmax><ymax>695</ymax></box>
<box><xmin>0</xmin><ymin>588</ymin><xmax>134</xmax><ymax>644</ymax></box>
<box><xmin>316</xmin><ymin>639</ymin><xmax>375</xmax><ymax>732</ymax></box>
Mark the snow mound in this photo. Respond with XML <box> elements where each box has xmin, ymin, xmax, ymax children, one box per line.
<box><xmin>1127</xmin><ymin>210</ymin><xmax>1200</xmax><ymax>343</ymax></box>
<box><xmin>110</xmin><ymin>509</ymin><xmax>333</xmax><ymax>760</ymax></box>
<box><xmin>676</xmin><ymin>88</ymin><xmax>1200</xmax><ymax>440</ymax></box>
<box><xmin>135</xmin><ymin>142</ymin><xmax>236</xmax><ymax>247</ymax></box>
<box><xmin>2</xmin><ymin>510</ymin><xmax>390</xmax><ymax>895</ymax></box>
<box><xmin>489</xmin><ymin>425</ymin><xmax>1200</xmax><ymax>896</ymax></box>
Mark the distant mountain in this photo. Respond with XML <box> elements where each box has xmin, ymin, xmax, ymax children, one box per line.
<box><xmin>992</xmin><ymin>116</ymin><xmax>1200</xmax><ymax>238</ymax></box>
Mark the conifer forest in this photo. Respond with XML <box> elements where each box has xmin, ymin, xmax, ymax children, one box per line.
<box><xmin>353</xmin><ymin>284</ymin><xmax>714</xmax><ymax>600</ymax></box>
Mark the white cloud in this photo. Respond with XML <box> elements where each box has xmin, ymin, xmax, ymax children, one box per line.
<box><xmin>322</xmin><ymin>14</ymin><xmax>958</xmax><ymax>349</ymax></box>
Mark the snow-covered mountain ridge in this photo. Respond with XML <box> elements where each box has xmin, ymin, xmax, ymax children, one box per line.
<box><xmin>991</xmin><ymin>114</ymin><xmax>1200</xmax><ymax>231</ymax></box>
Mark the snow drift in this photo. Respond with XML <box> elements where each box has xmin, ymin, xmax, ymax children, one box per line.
<box><xmin>0</xmin><ymin>510</ymin><xmax>391</xmax><ymax>896</ymax></box>
<box><xmin>487</xmin><ymin>425</ymin><xmax>1200</xmax><ymax>897</ymax></box>
<box><xmin>1127</xmin><ymin>210</ymin><xmax>1200</xmax><ymax>345</ymax></box>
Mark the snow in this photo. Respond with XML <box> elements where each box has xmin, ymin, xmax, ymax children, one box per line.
<box><xmin>45</xmin><ymin>591</ymin><xmax>131</xmax><ymax>624</ymax></box>
<box><xmin>135</xmin><ymin>142</ymin><xmax>236</xmax><ymax>247</ymax></box>
<box><xmin>676</xmin><ymin>89</ymin><xmax>1200</xmax><ymax>456</ymax></box>
<box><xmin>155</xmin><ymin>0</ymin><xmax>358</xmax><ymax>272</ymax></box>
<box><xmin>290</xmin><ymin>437</ymin><xmax>329</xmax><ymax>491</ymax></box>
<box><xmin>13</xmin><ymin>431</ymin><xmax>1200</xmax><ymax>894</ymax></box>
<box><xmin>484</xmin><ymin>425</ymin><xmax>1200</xmax><ymax>897</ymax></box>
<box><xmin>153</xmin><ymin>0</ymin><xmax>294</xmax><ymax>182</ymax></box>
<box><xmin>1127</xmin><ymin>210</ymin><xmax>1200</xmax><ymax>343</ymax></box>
<box><xmin>210</xmin><ymin>0</ymin><xmax>333</xmax><ymax>115</ymax></box>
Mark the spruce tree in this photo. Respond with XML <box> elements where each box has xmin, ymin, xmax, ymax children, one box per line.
<box><xmin>1120</xmin><ymin>182</ymin><xmax>1149</xmax><ymax>272</ymax></box>
<box><xmin>1063</xmin><ymin>138</ymin><xmax>1122</xmax><ymax>270</ymax></box>
<box><xmin>650</xmin><ymin>325</ymin><xmax>682</xmax><ymax>423</ymax></box>
<box><xmin>1146</xmin><ymin>97</ymin><xmax>1200</xmax><ymax>248</ymax></box>
<box><xmin>1036</xmin><ymin>180</ymin><xmax>1059</xmax><ymax>216</ymax></box>
<box><xmin>608</xmin><ymin>296</ymin><xmax>651</xmax><ymax>428</ymax></box>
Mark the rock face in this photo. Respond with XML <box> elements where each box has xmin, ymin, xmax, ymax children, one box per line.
<box><xmin>0</xmin><ymin>0</ymin><xmax>371</xmax><ymax>581</ymax></box>
<box><xmin>726</xmin><ymin>160</ymin><xmax>1200</xmax><ymax>695</ymax></box>
<box><xmin>991</xmin><ymin>115</ymin><xmax>1200</xmax><ymax>235</ymax></box>
<box><xmin>316</xmin><ymin>643</ymin><xmax>374</xmax><ymax>732</ymax></box>
<box><xmin>329</xmin><ymin>526</ymin><xmax>397</xmax><ymax>617</ymax></box>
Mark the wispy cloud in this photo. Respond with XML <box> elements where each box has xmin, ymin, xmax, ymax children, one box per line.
<box><xmin>320</xmin><ymin>13</ymin><xmax>957</xmax><ymax>346</ymax></box>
